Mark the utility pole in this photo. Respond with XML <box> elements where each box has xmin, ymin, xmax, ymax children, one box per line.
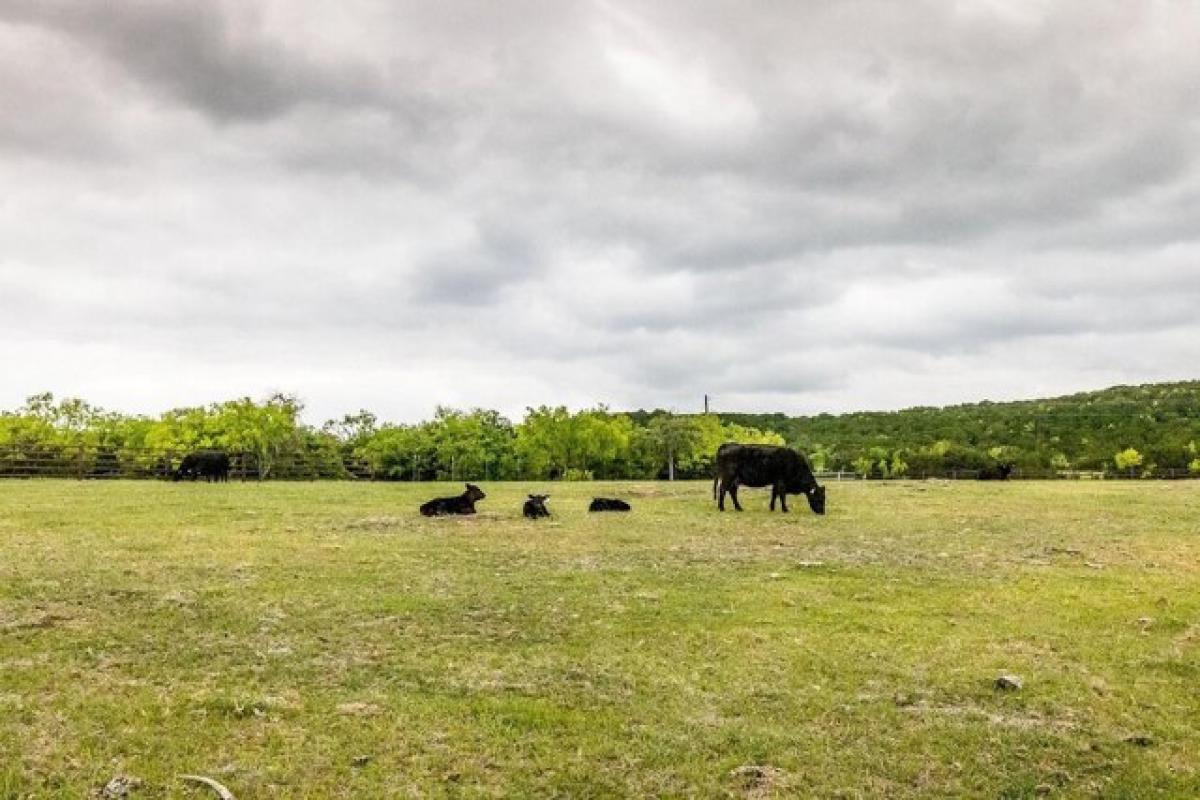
<box><xmin>704</xmin><ymin>394</ymin><xmax>710</xmax><ymax>414</ymax></box>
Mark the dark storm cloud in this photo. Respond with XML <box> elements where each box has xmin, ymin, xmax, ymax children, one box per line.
<box><xmin>0</xmin><ymin>0</ymin><xmax>387</xmax><ymax>121</ymax></box>
<box><xmin>1</xmin><ymin>0</ymin><xmax>1198</xmax><ymax>421</ymax></box>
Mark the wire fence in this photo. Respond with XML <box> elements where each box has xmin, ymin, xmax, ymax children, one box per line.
<box><xmin>0</xmin><ymin>445</ymin><xmax>1196</xmax><ymax>481</ymax></box>
<box><xmin>0</xmin><ymin>446</ymin><xmax>369</xmax><ymax>481</ymax></box>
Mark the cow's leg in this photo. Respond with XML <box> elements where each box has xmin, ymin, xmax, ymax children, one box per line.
<box><xmin>780</xmin><ymin>490</ymin><xmax>789</xmax><ymax>513</ymax></box>
<box><xmin>770</xmin><ymin>485</ymin><xmax>777</xmax><ymax>511</ymax></box>
<box><xmin>730</xmin><ymin>481</ymin><xmax>743</xmax><ymax>511</ymax></box>
<box><xmin>717</xmin><ymin>479</ymin><xmax>726</xmax><ymax>511</ymax></box>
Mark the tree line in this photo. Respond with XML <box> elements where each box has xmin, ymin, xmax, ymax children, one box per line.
<box><xmin>2</xmin><ymin>381</ymin><xmax>1198</xmax><ymax>480</ymax></box>
<box><xmin>717</xmin><ymin>381</ymin><xmax>1200</xmax><ymax>478</ymax></box>
<box><xmin>0</xmin><ymin>393</ymin><xmax>782</xmax><ymax>480</ymax></box>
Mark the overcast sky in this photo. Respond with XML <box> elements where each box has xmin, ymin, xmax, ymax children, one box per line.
<box><xmin>1</xmin><ymin>1</ymin><xmax>1198</xmax><ymax>424</ymax></box>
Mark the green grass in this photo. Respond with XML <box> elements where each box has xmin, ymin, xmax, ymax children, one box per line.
<box><xmin>1</xmin><ymin>480</ymin><xmax>1198</xmax><ymax>798</ymax></box>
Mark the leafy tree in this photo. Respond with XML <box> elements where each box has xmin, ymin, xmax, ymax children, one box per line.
<box><xmin>1114</xmin><ymin>448</ymin><xmax>1144</xmax><ymax>476</ymax></box>
<box><xmin>853</xmin><ymin>456</ymin><xmax>874</xmax><ymax>478</ymax></box>
<box><xmin>515</xmin><ymin>406</ymin><xmax>634</xmax><ymax>479</ymax></box>
<box><xmin>361</xmin><ymin>424</ymin><xmax>436</xmax><ymax>480</ymax></box>
<box><xmin>428</xmin><ymin>407</ymin><xmax>516</xmax><ymax>480</ymax></box>
<box><xmin>645</xmin><ymin>414</ymin><xmax>704</xmax><ymax>480</ymax></box>
<box><xmin>324</xmin><ymin>410</ymin><xmax>378</xmax><ymax>449</ymax></box>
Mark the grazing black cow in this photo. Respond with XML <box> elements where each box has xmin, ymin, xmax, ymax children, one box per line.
<box><xmin>420</xmin><ymin>484</ymin><xmax>486</xmax><ymax>516</ymax></box>
<box><xmin>977</xmin><ymin>463</ymin><xmax>1014</xmax><ymax>481</ymax></box>
<box><xmin>173</xmin><ymin>450</ymin><xmax>231</xmax><ymax>483</ymax></box>
<box><xmin>589</xmin><ymin>498</ymin><xmax>631</xmax><ymax>512</ymax></box>
<box><xmin>713</xmin><ymin>443</ymin><xmax>825</xmax><ymax>514</ymax></box>
<box><xmin>523</xmin><ymin>494</ymin><xmax>551</xmax><ymax>519</ymax></box>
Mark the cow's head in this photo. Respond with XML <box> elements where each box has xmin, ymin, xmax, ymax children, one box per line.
<box><xmin>527</xmin><ymin>494</ymin><xmax>549</xmax><ymax>503</ymax></box>
<box><xmin>805</xmin><ymin>484</ymin><xmax>826</xmax><ymax>515</ymax></box>
<box><xmin>464</xmin><ymin>483</ymin><xmax>486</xmax><ymax>502</ymax></box>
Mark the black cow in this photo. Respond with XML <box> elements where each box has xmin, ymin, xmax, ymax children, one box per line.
<box><xmin>713</xmin><ymin>443</ymin><xmax>825</xmax><ymax>514</ymax></box>
<box><xmin>420</xmin><ymin>484</ymin><xmax>486</xmax><ymax>516</ymax></box>
<box><xmin>977</xmin><ymin>463</ymin><xmax>1013</xmax><ymax>481</ymax></box>
<box><xmin>589</xmin><ymin>498</ymin><xmax>631</xmax><ymax>512</ymax></box>
<box><xmin>523</xmin><ymin>494</ymin><xmax>551</xmax><ymax>519</ymax></box>
<box><xmin>173</xmin><ymin>450</ymin><xmax>231</xmax><ymax>483</ymax></box>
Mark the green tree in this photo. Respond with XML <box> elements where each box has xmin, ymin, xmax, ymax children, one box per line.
<box><xmin>1114</xmin><ymin>447</ymin><xmax>1143</xmax><ymax>476</ymax></box>
<box><xmin>361</xmin><ymin>424</ymin><xmax>436</xmax><ymax>480</ymax></box>
<box><xmin>516</xmin><ymin>406</ymin><xmax>634</xmax><ymax>479</ymax></box>
<box><xmin>324</xmin><ymin>410</ymin><xmax>378</xmax><ymax>448</ymax></box>
<box><xmin>853</xmin><ymin>456</ymin><xmax>874</xmax><ymax>478</ymax></box>
<box><xmin>645</xmin><ymin>414</ymin><xmax>704</xmax><ymax>480</ymax></box>
<box><xmin>427</xmin><ymin>407</ymin><xmax>516</xmax><ymax>480</ymax></box>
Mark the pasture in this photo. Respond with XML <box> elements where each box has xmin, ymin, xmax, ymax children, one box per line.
<box><xmin>1</xmin><ymin>480</ymin><xmax>1198</xmax><ymax>798</ymax></box>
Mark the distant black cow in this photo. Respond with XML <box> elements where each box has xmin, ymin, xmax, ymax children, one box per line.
<box><xmin>523</xmin><ymin>494</ymin><xmax>551</xmax><ymax>519</ymax></box>
<box><xmin>977</xmin><ymin>463</ymin><xmax>1014</xmax><ymax>481</ymax></box>
<box><xmin>173</xmin><ymin>450</ymin><xmax>231</xmax><ymax>483</ymax></box>
<box><xmin>589</xmin><ymin>498</ymin><xmax>631</xmax><ymax>512</ymax></box>
<box><xmin>420</xmin><ymin>484</ymin><xmax>486</xmax><ymax>516</ymax></box>
<box><xmin>713</xmin><ymin>443</ymin><xmax>826</xmax><ymax>514</ymax></box>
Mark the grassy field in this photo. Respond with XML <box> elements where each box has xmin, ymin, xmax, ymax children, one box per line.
<box><xmin>1</xmin><ymin>480</ymin><xmax>1198</xmax><ymax>798</ymax></box>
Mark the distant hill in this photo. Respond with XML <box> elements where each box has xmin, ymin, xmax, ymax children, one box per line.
<box><xmin>708</xmin><ymin>381</ymin><xmax>1200</xmax><ymax>477</ymax></box>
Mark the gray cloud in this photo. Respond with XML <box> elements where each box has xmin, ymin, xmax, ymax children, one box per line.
<box><xmin>0</xmin><ymin>0</ymin><xmax>389</xmax><ymax>121</ymax></box>
<box><xmin>1</xmin><ymin>1</ymin><xmax>1198</xmax><ymax>422</ymax></box>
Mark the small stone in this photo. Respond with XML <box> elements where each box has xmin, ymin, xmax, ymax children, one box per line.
<box><xmin>98</xmin><ymin>776</ymin><xmax>142</xmax><ymax>799</ymax></box>
<box><xmin>351</xmin><ymin>755</ymin><xmax>372</xmax><ymax>768</ymax></box>
<box><xmin>995</xmin><ymin>674</ymin><xmax>1023</xmax><ymax>691</ymax></box>
<box><xmin>1124</xmin><ymin>734</ymin><xmax>1154</xmax><ymax>747</ymax></box>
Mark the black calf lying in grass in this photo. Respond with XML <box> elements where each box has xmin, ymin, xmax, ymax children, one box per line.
<box><xmin>420</xmin><ymin>484</ymin><xmax>486</xmax><ymax>516</ymax></box>
<box><xmin>523</xmin><ymin>494</ymin><xmax>551</xmax><ymax>519</ymax></box>
<box><xmin>589</xmin><ymin>497</ymin><xmax>631</xmax><ymax>512</ymax></box>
